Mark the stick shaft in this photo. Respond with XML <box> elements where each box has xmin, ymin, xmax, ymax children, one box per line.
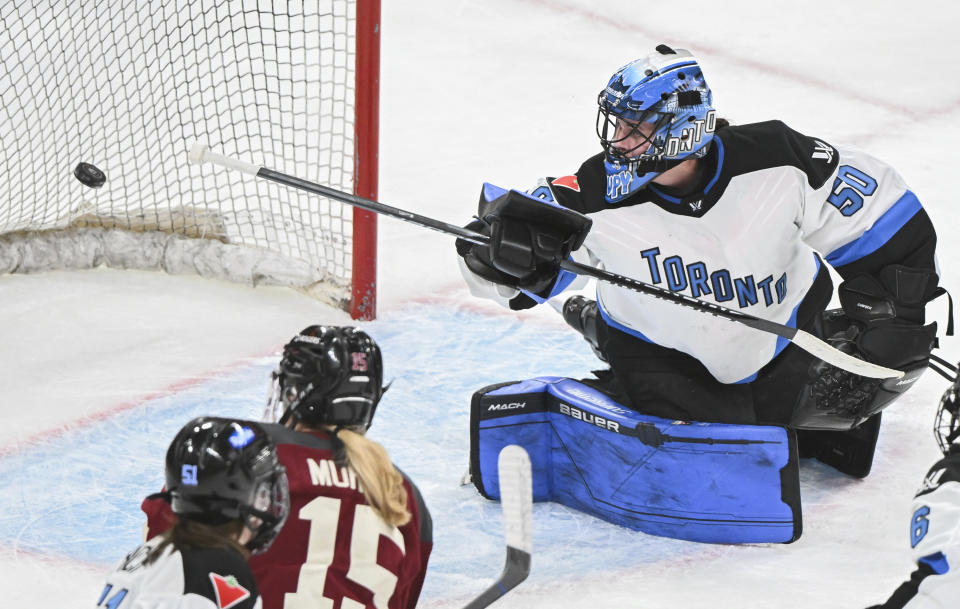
<box><xmin>558</xmin><ymin>260</ymin><xmax>902</xmax><ymax>379</ymax></box>
<box><xmin>260</xmin><ymin>167</ymin><xmax>489</xmax><ymax>244</ymax></box>
<box><xmin>191</xmin><ymin>144</ymin><xmax>903</xmax><ymax>379</ymax></box>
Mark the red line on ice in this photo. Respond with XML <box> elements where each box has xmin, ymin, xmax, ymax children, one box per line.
<box><xmin>0</xmin><ymin>349</ymin><xmax>281</xmax><ymax>459</ymax></box>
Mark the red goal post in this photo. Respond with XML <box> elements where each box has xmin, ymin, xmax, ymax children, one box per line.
<box><xmin>0</xmin><ymin>0</ymin><xmax>381</xmax><ymax>320</ymax></box>
<box><xmin>352</xmin><ymin>0</ymin><xmax>380</xmax><ymax>320</ymax></box>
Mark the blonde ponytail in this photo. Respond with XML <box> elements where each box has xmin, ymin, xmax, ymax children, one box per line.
<box><xmin>337</xmin><ymin>428</ymin><xmax>411</xmax><ymax>527</ymax></box>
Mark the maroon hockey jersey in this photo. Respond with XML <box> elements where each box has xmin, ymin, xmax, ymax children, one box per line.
<box><xmin>143</xmin><ymin>424</ymin><xmax>432</xmax><ymax>609</ymax></box>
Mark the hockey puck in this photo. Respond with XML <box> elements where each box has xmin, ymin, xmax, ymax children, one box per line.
<box><xmin>74</xmin><ymin>162</ymin><xmax>106</xmax><ymax>188</ymax></box>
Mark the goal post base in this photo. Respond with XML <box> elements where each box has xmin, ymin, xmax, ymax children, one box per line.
<box><xmin>0</xmin><ymin>228</ymin><xmax>350</xmax><ymax>312</ymax></box>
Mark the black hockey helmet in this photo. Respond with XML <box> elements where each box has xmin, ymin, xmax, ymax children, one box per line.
<box><xmin>164</xmin><ymin>417</ymin><xmax>289</xmax><ymax>553</ymax></box>
<box><xmin>266</xmin><ymin>325</ymin><xmax>387</xmax><ymax>432</ymax></box>
<box><xmin>935</xmin><ymin>376</ymin><xmax>960</xmax><ymax>455</ymax></box>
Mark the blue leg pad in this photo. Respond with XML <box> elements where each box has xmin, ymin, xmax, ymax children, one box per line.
<box><xmin>469</xmin><ymin>377</ymin><xmax>802</xmax><ymax>544</ymax></box>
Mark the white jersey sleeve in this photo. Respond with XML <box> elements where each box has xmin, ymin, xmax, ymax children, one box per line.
<box><xmin>457</xmin><ymin>255</ymin><xmax>521</xmax><ymax>305</ymax></box>
<box><xmin>798</xmin><ymin>142</ymin><xmax>920</xmax><ymax>270</ymax></box>
<box><xmin>872</xmin><ymin>452</ymin><xmax>960</xmax><ymax>608</ymax></box>
<box><xmin>96</xmin><ymin>538</ymin><xmax>261</xmax><ymax>609</ymax></box>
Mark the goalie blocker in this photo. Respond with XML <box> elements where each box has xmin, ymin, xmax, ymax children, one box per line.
<box><xmin>470</xmin><ymin>376</ymin><xmax>802</xmax><ymax>544</ymax></box>
<box><xmin>456</xmin><ymin>184</ymin><xmax>592</xmax><ymax>297</ymax></box>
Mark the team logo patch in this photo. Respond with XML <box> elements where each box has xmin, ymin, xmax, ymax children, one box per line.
<box><xmin>209</xmin><ymin>573</ymin><xmax>251</xmax><ymax>609</ymax></box>
<box><xmin>919</xmin><ymin>467</ymin><xmax>946</xmax><ymax>493</ymax></box>
<box><xmin>228</xmin><ymin>426</ymin><xmax>256</xmax><ymax>449</ymax></box>
<box><xmin>551</xmin><ymin>175</ymin><xmax>580</xmax><ymax>192</ymax></box>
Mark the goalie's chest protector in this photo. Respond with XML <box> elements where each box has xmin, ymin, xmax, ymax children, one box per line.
<box><xmin>546</xmin><ymin>121</ymin><xmax>842</xmax><ymax>383</ymax></box>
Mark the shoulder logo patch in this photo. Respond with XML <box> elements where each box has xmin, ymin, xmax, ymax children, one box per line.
<box><xmin>551</xmin><ymin>175</ymin><xmax>580</xmax><ymax>192</ymax></box>
<box><xmin>918</xmin><ymin>467</ymin><xmax>946</xmax><ymax>494</ymax></box>
<box><xmin>209</xmin><ymin>573</ymin><xmax>251</xmax><ymax>609</ymax></box>
<box><xmin>811</xmin><ymin>140</ymin><xmax>834</xmax><ymax>162</ymax></box>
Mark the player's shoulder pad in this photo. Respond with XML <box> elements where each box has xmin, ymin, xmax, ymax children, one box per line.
<box><xmin>530</xmin><ymin>153</ymin><xmax>608</xmax><ymax>214</ymax></box>
<box><xmin>716</xmin><ymin>120</ymin><xmax>839</xmax><ymax>189</ymax></box>
<box><xmin>116</xmin><ymin>538</ymin><xmax>163</xmax><ymax>573</ymax></box>
<box><xmin>181</xmin><ymin>546</ymin><xmax>259</xmax><ymax>609</ymax></box>
<box><xmin>915</xmin><ymin>451</ymin><xmax>960</xmax><ymax>498</ymax></box>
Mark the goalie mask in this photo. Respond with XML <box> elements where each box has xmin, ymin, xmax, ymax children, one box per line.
<box><xmin>597</xmin><ymin>44</ymin><xmax>716</xmax><ymax>202</ymax></box>
<box><xmin>164</xmin><ymin>417</ymin><xmax>289</xmax><ymax>554</ymax></box>
<box><xmin>935</xmin><ymin>378</ymin><xmax>960</xmax><ymax>455</ymax></box>
<box><xmin>266</xmin><ymin>326</ymin><xmax>387</xmax><ymax>432</ymax></box>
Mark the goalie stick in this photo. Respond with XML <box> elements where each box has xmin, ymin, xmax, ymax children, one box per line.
<box><xmin>463</xmin><ymin>445</ymin><xmax>533</xmax><ymax>609</ymax></box>
<box><xmin>187</xmin><ymin>143</ymin><xmax>904</xmax><ymax>380</ymax></box>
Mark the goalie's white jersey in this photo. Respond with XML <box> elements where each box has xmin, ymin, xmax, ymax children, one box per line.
<box><xmin>462</xmin><ymin>120</ymin><xmax>929</xmax><ymax>383</ymax></box>
<box><xmin>96</xmin><ymin>536</ymin><xmax>261</xmax><ymax>609</ymax></box>
<box><xmin>872</xmin><ymin>451</ymin><xmax>960</xmax><ymax>608</ymax></box>
<box><xmin>572</xmin><ymin>137</ymin><xmax>916</xmax><ymax>382</ymax></box>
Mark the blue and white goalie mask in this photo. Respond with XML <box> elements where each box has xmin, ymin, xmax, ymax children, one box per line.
<box><xmin>597</xmin><ymin>45</ymin><xmax>716</xmax><ymax>202</ymax></box>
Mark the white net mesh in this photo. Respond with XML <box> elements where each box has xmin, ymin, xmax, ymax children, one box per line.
<box><xmin>0</xmin><ymin>0</ymin><xmax>367</xmax><ymax>309</ymax></box>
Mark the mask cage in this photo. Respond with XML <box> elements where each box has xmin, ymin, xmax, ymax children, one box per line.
<box><xmin>596</xmin><ymin>101</ymin><xmax>674</xmax><ymax>165</ymax></box>
<box><xmin>935</xmin><ymin>386</ymin><xmax>960</xmax><ymax>455</ymax></box>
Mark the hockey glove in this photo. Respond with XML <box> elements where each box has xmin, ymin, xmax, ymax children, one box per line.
<box><xmin>456</xmin><ymin>218</ymin><xmax>527</xmax><ymax>289</ymax></box>
<box><xmin>837</xmin><ymin>265</ymin><xmax>939</xmax><ymax>369</ymax></box>
<box><xmin>456</xmin><ymin>188</ymin><xmax>592</xmax><ymax>297</ymax></box>
<box><xmin>792</xmin><ymin>263</ymin><xmax>940</xmax><ymax>431</ymax></box>
<box><xmin>797</xmin><ymin>319</ymin><xmax>885</xmax><ymax>429</ymax></box>
<box><xmin>456</xmin><ymin>215</ymin><xmax>570</xmax><ymax>295</ymax></box>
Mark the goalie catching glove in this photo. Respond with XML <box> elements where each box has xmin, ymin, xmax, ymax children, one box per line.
<box><xmin>793</xmin><ymin>265</ymin><xmax>941</xmax><ymax>430</ymax></box>
<box><xmin>456</xmin><ymin>184</ymin><xmax>592</xmax><ymax>297</ymax></box>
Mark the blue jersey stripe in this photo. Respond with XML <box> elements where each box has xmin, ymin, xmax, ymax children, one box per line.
<box><xmin>647</xmin><ymin>184</ymin><xmax>683</xmax><ymax>204</ymax></box>
<box><xmin>597</xmin><ymin>298</ymin><xmax>655</xmax><ymax>343</ymax></box>
<box><xmin>825</xmin><ymin>190</ymin><xmax>922</xmax><ymax>267</ymax></box>
<box><xmin>918</xmin><ymin>551</ymin><xmax>950</xmax><ymax>575</ymax></box>
<box><xmin>645</xmin><ymin>139</ymin><xmax>725</xmax><ymax>204</ymax></box>
<box><xmin>704</xmin><ymin>137</ymin><xmax>725</xmax><ymax>193</ymax></box>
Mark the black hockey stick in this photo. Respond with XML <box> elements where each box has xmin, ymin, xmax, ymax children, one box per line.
<box><xmin>462</xmin><ymin>445</ymin><xmax>533</xmax><ymax>609</ymax></box>
<box><xmin>188</xmin><ymin>143</ymin><xmax>486</xmax><ymax>245</ymax></box>
<box><xmin>188</xmin><ymin>143</ymin><xmax>904</xmax><ymax>380</ymax></box>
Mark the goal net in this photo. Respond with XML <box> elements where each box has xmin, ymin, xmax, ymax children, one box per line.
<box><xmin>0</xmin><ymin>0</ymin><xmax>379</xmax><ymax>319</ymax></box>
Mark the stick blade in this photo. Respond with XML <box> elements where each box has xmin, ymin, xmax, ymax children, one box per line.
<box><xmin>461</xmin><ymin>445</ymin><xmax>533</xmax><ymax>609</ymax></box>
<box><xmin>188</xmin><ymin>142</ymin><xmax>209</xmax><ymax>165</ymax></box>
<box><xmin>498</xmin><ymin>445</ymin><xmax>532</xmax><ymax>554</ymax></box>
<box><xmin>792</xmin><ymin>330</ymin><xmax>904</xmax><ymax>379</ymax></box>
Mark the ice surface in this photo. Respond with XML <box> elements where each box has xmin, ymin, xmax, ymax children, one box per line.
<box><xmin>2</xmin><ymin>1</ymin><xmax>959</xmax><ymax>607</ymax></box>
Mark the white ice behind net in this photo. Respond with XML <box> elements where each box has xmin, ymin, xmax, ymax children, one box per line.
<box><xmin>0</xmin><ymin>0</ymin><xmax>359</xmax><ymax>308</ymax></box>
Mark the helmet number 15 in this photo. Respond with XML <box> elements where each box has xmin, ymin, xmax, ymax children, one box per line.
<box><xmin>284</xmin><ymin>496</ymin><xmax>406</xmax><ymax>609</ymax></box>
<box><xmin>827</xmin><ymin>165</ymin><xmax>877</xmax><ymax>217</ymax></box>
